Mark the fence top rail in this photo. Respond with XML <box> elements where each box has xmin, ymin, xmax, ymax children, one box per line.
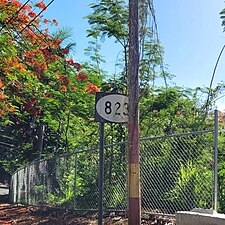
<box><xmin>11</xmin><ymin>129</ymin><xmax>218</xmax><ymax>175</ymax></box>
<box><xmin>140</xmin><ymin>129</ymin><xmax>214</xmax><ymax>142</ymax></box>
<box><xmin>11</xmin><ymin>140</ymin><xmax>128</xmax><ymax>175</ymax></box>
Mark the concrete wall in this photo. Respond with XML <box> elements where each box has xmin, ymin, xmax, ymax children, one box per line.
<box><xmin>176</xmin><ymin>211</ymin><xmax>225</xmax><ymax>225</ymax></box>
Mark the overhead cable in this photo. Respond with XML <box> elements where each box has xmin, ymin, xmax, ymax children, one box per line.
<box><xmin>17</xmin><ymin>0</ymin><xmax>55</xmax><ymax>38</ymax></box>
<box><xmin>0</xmin><ymin>0</ymin><xmax>31</xmax><ymax>33</ymax></box>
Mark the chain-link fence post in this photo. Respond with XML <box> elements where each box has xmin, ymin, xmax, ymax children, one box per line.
<box><xmin>16</xmin><ymin>171</ymin><xmax>18</xmax><ymax>203</ymax></box>
<box><xmin>214</xmin><ymin>109</ymin><xmax>218</xmax><ymax>212</ymax></box>
<box><xmin>73</xmin><ymin>153</ymin><xmax>78</xmax><ymax>209</ymax></box>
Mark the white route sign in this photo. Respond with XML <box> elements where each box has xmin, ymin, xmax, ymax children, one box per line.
<box><xmin>95</xmin><ymin>93</ymin><xmax>129</xmax><ymax>123</ymax></box>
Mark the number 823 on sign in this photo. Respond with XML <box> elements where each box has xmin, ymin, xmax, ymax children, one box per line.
<box><xmin>95</xmin><ymin>93</ymin><xmax>129</xmax><ymax>123</ymax></box>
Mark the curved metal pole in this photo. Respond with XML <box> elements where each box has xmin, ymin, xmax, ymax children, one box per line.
<box><xmin>214</xmin><ymin>109</ymin><xmax>218</xmax><ymax>212</ymax></box>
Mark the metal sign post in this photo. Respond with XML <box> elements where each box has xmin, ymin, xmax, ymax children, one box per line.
<box><xmin>98</xmin><ymin>121</ymin><xmax>104</xmax><ymax>225</ymax></box>
<box><xmin>95</xmin><ymin>92</ymin><xmax>128</xmax><ymax>225</ymax></box>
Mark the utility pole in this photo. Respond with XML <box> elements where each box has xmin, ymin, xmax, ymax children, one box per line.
<box><xmin>128</xmin><ymin>0</ymin><xmax>141</xmax><ymax>224</ymax></box>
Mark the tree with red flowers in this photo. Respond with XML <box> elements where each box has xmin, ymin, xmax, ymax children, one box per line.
<box><xmin>0</xmin><ymin>0</ymin><xmax>102</xmax><ymax>168</ymax></box>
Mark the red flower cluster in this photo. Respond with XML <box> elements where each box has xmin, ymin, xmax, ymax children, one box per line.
<box><xmin>66</xmin><ymin>59</ymin><xmax>82</xmax><ymax>71</ymax></box>
<box><xmin>4</xmin><ymin>105</ymin><xmax>16</xmax><ymax>112</ymax></box>
<box><xmin>11</xmin><ymin>0</ymin><xmax>22</xmax><ymax>8</ymax></box>
<box><xmin>59</xmin><ymin>75</ymin><xmax>70</xmax><ymax>85</ymax></box>
<box><xmin>23</xmin><ymin>48</ymin><xmax>61</xmax><ymax>76</ymax></box>
<box><xmin>28</xmin><ymin>11</ymin><xmax>36</xmax><ymax>18</ymax></box>
<box><xmin>0</xmin><ymin>92</ymin><xmax>8</xmax><ymax>101</ymax></box>
<box><xmin>52</xmin><ymin>19</ymin><xmax>58</xmax><ymax>26</ymax></box>
<box><xmin>69</xmin><ymin>85</ymin><xmax>76</xmax><ymax>91</ymax></box>
<box><xmin>49</xmin><ymin>38</ymin><xmax>62</xmax><ymax>49</ymax></box>
<box><xmin>24</xmin><ymin>99</ymin><xmax>41</xmax><ymax>116</ymax></box>
<box><xmin>44</xmin><ymin>18</ymin><xmax>49</xmax><ymax>24</ymax></box>
<box><xmin>66</xmin><ymin>58</ymin><xmax>75</xmax><ymax>66</ymax></box>
<box><xmin>76</xmin><ymin>73</ymin><xmax>88</xmax><ymax>82</ymax></box>
<box><xmin>0</xmin><ymin>80</ymin><xmax>4</xmax><ymax>89</ymax></box>
<box><xmin>41</xmin><ymin>48</ymin><xmax>60</xmax><ymax>64</ymax></box>
<box><xmin>11</xmin><ymin>80</ymin><xmax>22</xmax><ymax>93</ymax></box>
<box><xmin>36</xmin><ymin>1</ymin><xmax>46</xmax><ymax>10</ymax></box>
<box><xmin>2</xmin><ymin>57</ymin><xmax>25</xmax><ymax>72</ymax></box>
<box><xmin>74</xmin><ymin>63</ymin><xmax>82</xmax><ymax>71</ymax></box>
<box><xmin>16</xmin><ymin>13</ymin><xmax>29</xmax><ymax>25</ymax></box>
<box><xmin>22</xmin><ymin>3</ymin><xmax>32</xmax><ymax>12</ymax></box>
<box><xmin>24</xmin><ymin>99</ymin><xmax>37</xmax><ymax>110</ymax></box>
<box><xmin>58</xmin><ymin>85</ymin><xmax>67</xmax><ymax>93</ymax></box>
<box><xmin>85</xmin><ymin>82</ymin><xmax>100</xmax><ymax>95</ymax></box>
<box><xmin>62</xmin><ymin>48</ymin><xmax>69</xmax><ymax>54</ymax></box>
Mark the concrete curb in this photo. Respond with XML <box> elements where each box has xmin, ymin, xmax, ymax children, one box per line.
<box><xmin>176</xmin><ymin>210</ymin><xmax>225</xmax><ymax>225</ymax></box>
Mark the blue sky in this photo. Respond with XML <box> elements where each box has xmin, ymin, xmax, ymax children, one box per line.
<box><xmin>154</xmin><ymin>0</ymin><xmax>225</xmax><ymax>88</ymax></box>
<box><xmin>43</xmin><ymin>0</ymin><xmax>225</xmax><ymax>109</ymax></box>
<box><xmin>43</xmin><ymin>0</ymin><xmax>121</xmax><ymax>73</ymax></box>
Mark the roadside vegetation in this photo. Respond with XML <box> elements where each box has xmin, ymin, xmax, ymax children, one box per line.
<box><xmin>0</xmin><ymin>0</ymin><xmax>225</xmax><ymax>214</ymax></box>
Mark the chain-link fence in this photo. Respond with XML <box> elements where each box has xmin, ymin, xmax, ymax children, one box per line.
<box><xmin>141</xmin><ymin>130</ymin><xmax>214</xmax><ymax>214</ymax></box>
<box><xmin>10</xmin><ymin>142</ymin><xmax>127</xmax><ymax>211</ymax></box>
<box><xmin>10</xmin><ymin>130</ymin><xmax>216</xmax><ymax>214</ymax></box>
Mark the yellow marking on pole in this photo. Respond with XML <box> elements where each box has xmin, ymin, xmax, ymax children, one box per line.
<box><xmin>129</xmin><ymin>163</ymin><xmax>140</xmax><ymax>198</ymax></box>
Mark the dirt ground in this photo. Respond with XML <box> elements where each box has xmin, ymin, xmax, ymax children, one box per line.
<box><xmin>0</xmin><ymin>195</ymin><xmax>176</xmax><ymax>225</ymax></box>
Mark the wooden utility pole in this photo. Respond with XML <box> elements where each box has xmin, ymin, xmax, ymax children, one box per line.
<box><xmin>128</xmin><ymin>0</ymin><xmax>141</xmax><ymax>224</ymax></box>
